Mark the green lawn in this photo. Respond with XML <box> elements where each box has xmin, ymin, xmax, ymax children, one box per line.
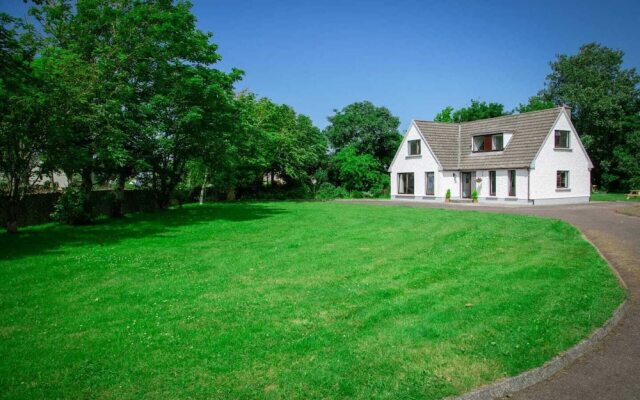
<box><xmin>591</xmin><ymin>192</ymin><xmax>640</xmax><ymax>202</ymax></box>
<box><xmin>0</xmin><ymin>202</ymin><xmax>625</xmax><ymax>399</ymax></box>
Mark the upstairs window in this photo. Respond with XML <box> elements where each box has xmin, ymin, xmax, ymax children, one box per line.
<box><xmin>473</xmin><ymin>133</ymin><xmax>504</xmax><ymax>152</ymax></box>
<box><xmin>398</xmin><ymin>173</ymin><xmax>414</xmax><ymax>194</ymax></box>
<box><xmin>557</xmin><ymin>171</ymin><xmax>569</xmax><ymax>188</ymax></box>
<box><xmin>408</xmin><ymin>140</ymin><xmax>421</xmax><ymax>155</ymax></box>
<box><xmin>555</xmin><ymin>130</ymin><xmax>570</xmax><ymax>148</ymax></box>
<box><xmin>492</xmin><ymin>134</ymin><xmax>503</xmax><ymax>151</ymax></box>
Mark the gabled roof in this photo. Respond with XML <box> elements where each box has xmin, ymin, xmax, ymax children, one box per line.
<box><xmin>414</xmin><ymin>107</ymin><xmax>567</xmax><ymax>170</ymax></box>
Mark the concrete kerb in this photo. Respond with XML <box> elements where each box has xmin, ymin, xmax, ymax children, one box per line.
<box><xmin>447</xmin><ymin>300</ymin><xmax>629</xmax><ymax>400</ymax></box>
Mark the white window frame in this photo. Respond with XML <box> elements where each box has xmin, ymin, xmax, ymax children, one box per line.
<box><xmin>407</xmin><ymin>140</ymin><xmax>421</xmax><ymax>156</ymax></box>
<box><xmin>398</xmin><ymin>173</ymin><xmax>414</xmax><ymax>194</ymax></box>
<box><xmin>508</xmin><ymin>170</ymin><xmax>516</xmax><ymax>197</ymax></box>
<box><xmin>425</xmin><ymin>172</ymin><xmax>435</xmax><ymax>195</ymax></box>
<box><xmin>555</xmin><ymin>130</ymin><xmax>570</xmax><ymax>149</ymax></box>
<box><xmin>489</xmin><ymin>170</ymin><xmax>496</xmax><ymax>196</ymax></box>
<box><xmin>556</xmin><ymin>170</ymin><xmax>569</xmax><ymax>189</ymax></box>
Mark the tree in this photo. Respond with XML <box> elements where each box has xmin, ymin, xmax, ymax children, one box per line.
<box><xmin>324</xmin><ymin>101</ymin><xmax>402</xmax><ymax>169</ymax></box>
<box><xmin>32</xmin><ymin>0</ymin><xmax>242</xmax><ymax>210</ymax></box>
<box><xmin>434</xmin><ymin>100</ymin><xmax>510</xmax><ymax>123</ymax></box>
<box><xmin>190</xmin><ymin>93</ymin><xmax>326</xmax><ymax>201</ymax></box>
<box><xmin>331</xmin><ymin>145</ymin><xmax>386</xmax><ymax>192</ymax></box>
<box><xmin>540</xmin><ymin>43</ymin><xmax>640</xmax><ymax>190</ymax></box>
<box><xmin>613</xmin><ymin>114</ymin><xmax>640</xmax><ymax>190</ymax></box>
<box><xmin>257</xmin><ymin>99</ymin><xmax>326</xmax><ymax>187</ymax></box>
<box><xmin>0</xmin><ymin>14</ymin><xmax>50</xmax><ymax>233</ymax></box>
<box><xmin>434</xmin><ymin>106</ymin><xmax>454</xmax><ymax>122</ymax></box>
<box><xmin>515</xmin><ymin>96</ymin><xmax>555</xmax><ymax>113</ymax></box>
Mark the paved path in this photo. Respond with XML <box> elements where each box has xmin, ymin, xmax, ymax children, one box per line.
<box><xmin>343</xmin><ymin>200</ymin><xmax>640</xmax><ymax>400</ymax></box>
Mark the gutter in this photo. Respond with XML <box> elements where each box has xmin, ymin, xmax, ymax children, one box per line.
<box><xmin>527</xmin><ymin>168</ymin><xmax>532</xmax><ymax>205</ymax></box>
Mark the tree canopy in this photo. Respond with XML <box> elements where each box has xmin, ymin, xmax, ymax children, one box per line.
<box><xmin>324</xmin><ymin>101</ymin><xmax>402</xmax><ymax>169</ymax></box>
<box><xmin>539</xmin><ymin>43</ymin><xmax>640</xmax><ymax>190</ymax></box>
<box><xmin>434</xmin><ymin>100</ymin><xmax>511</xmax><ymax>123</ymax></box>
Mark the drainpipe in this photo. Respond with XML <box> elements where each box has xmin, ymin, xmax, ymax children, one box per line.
<box><xmin>527</xmin><ymin>167</ymin><xmax>532</xmax><ymax>205</ymax></box>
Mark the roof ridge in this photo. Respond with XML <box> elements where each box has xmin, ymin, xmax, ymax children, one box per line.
<box><xmin>414</xmin><ymin>106</ymin><xmax>563</xmax><ymax>126</ymax></box>
<box><xmin>413</xmin><ymin>119</ymin><xmax>461</xmax><ymax>126</ymax></box>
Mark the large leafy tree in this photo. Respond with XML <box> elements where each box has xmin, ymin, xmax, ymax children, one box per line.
<box><xmin>434</xmin><ymin>99</ymin><xmax>510</xmax><ymax>123</ymax></box>
<box><xmin>190</xmin><ymin>93</ymin><xmax>326</xmax><ymax>201</ymax></box>
<box><xmin>515</xmin><ymin>96</ymin><xmax>555</xmax><ymax>113</ymax></box>
<box><xmin>258</xmin><ymin>98</ymin><xmax>326</xmax><ymax>186</ymax></box>
<box><xmin>0</xmin><ymin>13</ymin><xmax>49</xmax><ymax>233</ymax></box>
<box><xmin>32</xmin><ymin>1</ymin><xmax>127</xmax><ymax>213</ymax></box>
<box><xmin>614</xmin><ymin>114</ymin><xmax>640</xmax><ymax>189</ymax></box>
<box><xmin>324</xmin><ymin>101</ymin><xmax>402</xmax><ymax>169</ymax></box>
<box><xmin>539</xmin><ymin>43</ymin><xmax>640</xmax><ymax>190</ymax></box>
<box><xmin>33</xmin><ymin>0</ymin><xmax>242</xmax><ymax>210</ymax></box>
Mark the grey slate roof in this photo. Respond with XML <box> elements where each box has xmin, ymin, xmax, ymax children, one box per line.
<box><xmin>414</xmin><ymin>107</ymin><xmax>564</xmax><ymax>170</ymax></box>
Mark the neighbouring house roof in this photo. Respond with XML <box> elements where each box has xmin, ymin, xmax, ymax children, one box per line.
<box><xmin>414</xmin><ymin>107</ymin><xmax>568</xmax><ymax>170</ymax></box>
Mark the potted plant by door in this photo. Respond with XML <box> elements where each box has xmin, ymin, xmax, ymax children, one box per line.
<box><xmin>471</xmin><ymin>190</ymin><xmax>478</xmax><ymax>203</ymax></box>
<box><xmin>445</xmin><ymin>189</ymin><xmax>451</xmax><ymax>203</ymax></box>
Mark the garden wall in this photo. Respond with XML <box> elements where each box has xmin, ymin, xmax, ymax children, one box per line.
<box><xmin>0</xmin><ymin>190</ymin><xmax>194</xmax><ymax>228</ymax></box>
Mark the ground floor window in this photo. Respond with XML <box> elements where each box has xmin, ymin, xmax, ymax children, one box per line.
<box><xmin>398</xmin><ymin>173</ymin><xmax>414</xmax><ymax>194</ymax></box>
<box><xmin>425</xmin><ymin>172</ymin><xmax>434</xmax><ymax>195</ymax></box>
<box><xmin>508</xmin><ymin>170</ymin><xmax>516</xmax><ymax>197</ymax></box>
<box><xmin>557</xmin><ymin>170</ymin><xmax>569</xmax><ymax>188</ymax></box>
<box><xmin>489</xmin><ymin>170</ymin><xmax>496</xmax><ymax>196</ymax></box>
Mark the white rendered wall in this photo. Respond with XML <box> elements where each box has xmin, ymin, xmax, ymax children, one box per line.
<box><xmin>389</xmin><ymin>124</ymin><xmax>441</xmax><ymax>197</ymax></box>
<box><xmin>471</xmin><ymin>169</ymin><xmax>529</xmax><ymax>201</ymax></box>
<box><xmin>530</xmin><ymin>111</ymin><xmax>591</xmax><ymax>201</ymax></box>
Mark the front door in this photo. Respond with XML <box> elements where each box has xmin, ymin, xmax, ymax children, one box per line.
<box><xmin>461</xmin><ymin>172</ymin><xmax>472</xmax><ymax>198</ymax></box>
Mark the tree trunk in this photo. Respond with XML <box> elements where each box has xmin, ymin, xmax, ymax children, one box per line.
<box><xmin>226</xmin><ymin>187</ymin><xmax>236</xmax><ymax>201</ymax></box>
<box><xmin>199</xmin><ymin>169</ymin><xmax>208</xmax><ymax>205</ymax></box>
<box><xmin>156</xmin><ymin>179</ymin><xmax>172</xmax><ymax>210</ymax></box>
<box><xmin>5</xmin><ymin>175</ymin><xmax>20</xmax><ymax>234</ymax></box>
<box><xmin>80</xmin><ymin>167</ymin><xmax>93</xmax><ymax>216</ymax></box>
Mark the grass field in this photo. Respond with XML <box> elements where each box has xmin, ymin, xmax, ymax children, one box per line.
<box><xmin>591</xmin><ymin>192</ymin><xmax>640</xmax><ymax>202</ymax></box>
<box><xmin>0</xmin><ymin>202</ymin><xmax>625</xmax><ymax>399</ymax></box>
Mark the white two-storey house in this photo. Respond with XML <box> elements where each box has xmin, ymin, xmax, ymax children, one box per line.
<box><xmin>388</xmin><ymin>107</ymin><xmax>593</xmax><ymax>205</ymax></box>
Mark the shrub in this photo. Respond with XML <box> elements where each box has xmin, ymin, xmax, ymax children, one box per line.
<box><xmin>51</xmin><ymin>187</ymin><xmax>93</xmax><ymax>225</ymax></box>
<box><xmin>315</xmin><ymin>183</ymin><xmax>349</xmax><ymax>200</ymax></box>
<box><xmin>471</xmin><ymin>190</ymin><xmax>478</xmax><ymax>201</ymax></box>
<box><xmin>334</xmin><ymin>186</ymin><xmax>349</xmax><ymax>199</ymax></box>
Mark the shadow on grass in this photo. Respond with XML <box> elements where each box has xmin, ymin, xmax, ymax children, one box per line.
<box><xmin>0</xmin><ymin>202</ymin><xmax>286</xmax><ymax>262</ymax></box>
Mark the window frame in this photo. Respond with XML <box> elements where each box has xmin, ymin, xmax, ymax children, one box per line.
<box><xmin>556</xmin><ymin>170</ymin><xmax>569</xmax><ymax>189</ymax></box>
<box><xmin>407</xmin><ymin>140</ymin><xmax>421</xmax><ymax>156</ymax></box>
<box><xmin>508</xmin><ymin>170</ymin><xmax>516</xmax><ymax>197</ymax></box>
<box><xmin>492</xmin><ymin>134</ymin><xmax>504</xmax><ymax>151</ymax></box>
<box><xmin>425</xmin><ymin>172</ymin><xmax>435</xmax><ymax>195</ymax></box>
<box><xmin>472</xmin><ymin>133</ymin><xmax>504</xmax><ymax>152</ymax></box>
<box><xmin>397</xmin><ymin>173</ymin><xmax>415</xmax><ymax>195</ymax></box>
<box><xmin>489</xmin><ymin>170</ymin><xmax>497</xmax><ymax>196</ymax></box>
<box><xmin>554</xmin><ymin>130</ymin><xmax>570</xmax><ymax>149</ymax></box>
<box><xmin>473</xmin><ymin>136</ymin><xmax>485</xmax><ymax>152</ymax></box>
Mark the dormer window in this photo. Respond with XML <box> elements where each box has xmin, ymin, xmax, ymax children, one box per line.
<box><xmin>472</xmin><ymin>133</ymin><xmax>504</xmax><ymax>152</ymax></box>
<box><xmin>408</xmin><ymin>140</ymin><xmax>421</xmax><ymax>155</ymax></box>
<box><xmin>555</xmin><ymin>130</ymin><xmax>570</xmax><ymax>148</ymax></box>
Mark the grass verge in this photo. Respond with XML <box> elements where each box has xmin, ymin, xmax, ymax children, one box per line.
<box><xmin>0</xmin><ymin>202</ymin><xmax>625</xmax><ymax>399</ymax></box>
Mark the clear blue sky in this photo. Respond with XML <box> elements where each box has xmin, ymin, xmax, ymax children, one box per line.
<box><xmin>2</xmin><ymin>0</ymin><xmax>639</xmax><ymax>130</ymax></box>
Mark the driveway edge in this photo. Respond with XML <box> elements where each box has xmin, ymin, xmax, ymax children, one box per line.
<box><xmin>448</xmin><ymin>299</ymin><xmax>629</xmax><ymax>400</ymax></box>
